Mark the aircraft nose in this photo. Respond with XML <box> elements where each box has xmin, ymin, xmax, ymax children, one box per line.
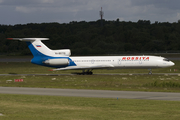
<box><xmin>170</xmin><ymin>61</ymin><xmax>175</xmax><ymax>66</ymax></box>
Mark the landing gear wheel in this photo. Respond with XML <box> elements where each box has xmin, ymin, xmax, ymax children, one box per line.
<box><xmin>148</xmin><ymin>69</ymin><xmax>152</xmax><ymax>75</ymax></box>
<box><xmin>87</xmin><ymin>71</ymin><xmax>93</xmax><ymax>75</ymax></box>
<box><xmin>72</xmin><ymin>69</ymin><xmax>93</xmax><ymax>75</ymax></box>
<box><xmin>84</xmin><ymin>69</ymin><xmax>93</xmax><ymax>75</ymax></box>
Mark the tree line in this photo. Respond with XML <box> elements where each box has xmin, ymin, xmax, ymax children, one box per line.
<box><xmin>1</xmin><ymin>19</ymin><xmax>180</xmax><ymax>56</ymax></box>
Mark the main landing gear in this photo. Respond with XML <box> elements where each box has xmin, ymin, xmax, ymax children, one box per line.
<box><xmin>72</xmin><ymin>69</ymin><xmax>93</xmax><ymax>75</ymax></box>
<box><xmin>148</xmin><ymin>69</ymin><xmax>152</xmax><ymax>75</ymax></box>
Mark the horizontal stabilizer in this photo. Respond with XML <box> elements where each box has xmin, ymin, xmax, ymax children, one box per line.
<box><xmin>7</xmin><ymin>38</ymin><xmax>49</xmax><ymax>41</ymax></box>
<box><xmin>51</xmin><ymin>64</ymin><xmax>114</xmax><ymax>71</ymax></box>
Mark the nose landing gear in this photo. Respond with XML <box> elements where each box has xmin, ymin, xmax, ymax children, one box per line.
<box><xmin>148</xmin><ymin>69</ymin><xmax>152</xmax><ymax>75</ymax></box>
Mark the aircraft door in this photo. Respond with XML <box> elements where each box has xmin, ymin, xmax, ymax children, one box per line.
<box><xmin>91</xmin><ymin>59</ymin><xmax>95</xmax><ymax>64</ymax></box>
<box><xmin>118</xmin><ymin>58</ymin><xmax>124</xmax><ymax>67</ymax></box>
<box><xmin>118</xmin><ymin>59</ymin><xmax>121</xmax><ymax>65</ymax></box>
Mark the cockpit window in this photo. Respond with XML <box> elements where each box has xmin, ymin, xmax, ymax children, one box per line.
<box><xmin>163</xmin><ymin>58</ymin><xmax>170</xmax><ymax>62</ymax></box>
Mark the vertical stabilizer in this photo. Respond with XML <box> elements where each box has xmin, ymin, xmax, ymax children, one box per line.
<box><xmin>7</xmin><ymin>38</ymin><xmax>50</xmax><ymax>57</ymax></box>
<box><xmin>7</xmin><ymin>38</ymin><xmax>70</xmax><ymax>57</ymax></box>
<box><xmin>7</xmin><ymin>38</ymin><xmax>71</xmax><ymax>67</ymax></box>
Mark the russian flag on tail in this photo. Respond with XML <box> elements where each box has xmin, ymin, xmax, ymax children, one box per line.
<box><xmin>36</xmin><ymin>45</ymin><xmax>41</xmax><ymax>47</ymax></box>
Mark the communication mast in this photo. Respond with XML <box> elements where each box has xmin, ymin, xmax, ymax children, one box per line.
<box><xmin>99</xmin><ymin>7</ymin><xmax>104</xmax><ymax>20</ymax></box>
<box><xmin>99</xmin><ymin>7</ymin><xmax>104</xmax><ymax>26</ymax></box>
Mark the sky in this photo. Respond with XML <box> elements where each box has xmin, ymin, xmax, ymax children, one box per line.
<box><xmin>1</xmin><ymin>0</ymin><xmax>180</xmax><ymax>25</ymax></box>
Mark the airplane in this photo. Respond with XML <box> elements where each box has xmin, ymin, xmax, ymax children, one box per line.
<box><xmin>7</xmin><ymin>38</ymin><xmax>175</xmax><ymax>75</ymax></box>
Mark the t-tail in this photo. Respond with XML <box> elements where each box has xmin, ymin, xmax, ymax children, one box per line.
<box><xmin>7</xmin><ymin>38</ymin><xmax>75</xmax><ymax>68</ymax></box>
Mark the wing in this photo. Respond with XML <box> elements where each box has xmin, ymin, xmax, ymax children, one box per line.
<box><xmin>51</xmin><ymin>64</ymin><xmax>114</xmax><ymax>71</ymax></box>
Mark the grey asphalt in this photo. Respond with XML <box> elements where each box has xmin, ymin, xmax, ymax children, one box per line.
<box><xmin>0</xmin><ymin>73</ymin><xmax>180</xmax><ymax>76</ymax></box>
<box><xmin>0</xmin><ymin>87</ymin><xmax>180</xmax><ymax>101</ymax></box>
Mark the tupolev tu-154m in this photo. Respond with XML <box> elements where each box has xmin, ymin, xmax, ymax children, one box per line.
<box><xmin>7</xmin><ymin>38</ymin><xmax>175</xmax><ymax>75</ymax></box>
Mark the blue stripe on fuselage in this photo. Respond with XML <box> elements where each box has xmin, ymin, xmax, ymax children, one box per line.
<box><xmin>26</xmin><ymin>42</ymin><xmax>76</xmax><ymax>68</ymax></box>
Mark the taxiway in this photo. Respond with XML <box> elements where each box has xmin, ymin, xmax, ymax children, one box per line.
<box><xmin>0</xmin><ymin>87</ymin><xmax>180</xmax><ymax>101</ymax></box>
<box><xmin>0</xmin><ymin>73</ymin><xmax>180</xmax><ymax>76</ymax></box>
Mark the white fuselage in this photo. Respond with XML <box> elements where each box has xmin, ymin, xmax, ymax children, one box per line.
<box><xmin>69</xmin><ymin>56</ymin><xmax>174</xmax><ymax>69</ymax></box>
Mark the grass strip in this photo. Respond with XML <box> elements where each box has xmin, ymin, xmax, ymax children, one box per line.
<box><xmin>1</xmin><ymin>75</ymin><xmax>180</xmax><ymax>92</ymax></box>
<box><xmin>0</xmin><ymin>94</ymin><xmax>180</xmax><ymax>120</ymax></box>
